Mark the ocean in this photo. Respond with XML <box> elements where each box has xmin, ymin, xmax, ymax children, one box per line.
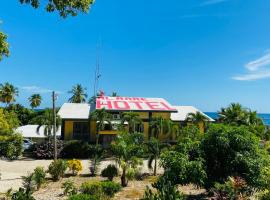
<box><xmin>204</xmin><ymin>112</ymin><xmax>270</xmax><ymax>126</ymax></box>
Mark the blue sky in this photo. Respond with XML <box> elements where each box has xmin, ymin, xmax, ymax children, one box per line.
<box><xmin>1</xmin><ymin>0</ymin><xmax>270</xmax><ymax>112</ymax></box>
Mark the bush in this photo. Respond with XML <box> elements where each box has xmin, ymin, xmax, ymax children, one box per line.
<box><xmin>47</xmin><ymin>159</ymin><xmax>67</xmax><ymax>181</ymax></box>
<box><xmin>11</xmin><ymin>188</ymin><xmax>35</xmax><ymax>200</ymax></box>
<box><xmin>68</xmin><ymin>194</ymin><xmax>99</xmax><ymax>200</ymax></box>
<box><xmin>33</xmin><ymin>140</ymin><xmax>64</xmax><ymax>159</ymax></box>
<box><xmin>80</xmin><ymin>181</ymin><xmax>103</xmax><ymax>196</ymax></box>
<box><xmin>101</xmin><ymin>164</ymin><xmax>118</xmax><ymax>181</ymax></box>
<box><xmin>101</xmin><ymin>181</ymin><xmax>121</xmax><ymax>197</ymax></box>
<box><xmin>62</xmin><ymin>180</ymin><xmax>77</xmax><ymax>196</ymax></box>
<box><xmin>32</xmin><ymin>167</ymin><xmax>46</xmax><ymax>190</ymax></box>
<box><xmin>62</xmin><ymin>141</ymin><xmax>96</xmax><ymax>159</ymax></box>
<box><xmin>0</xmin><ymin>133</ymin><xmax>23</xmax><ymax>160</ymax></box>
<box><xmin>67</xmin><ymin>159</ymin><xmax>83</xmax><ymax>175</ymax></box>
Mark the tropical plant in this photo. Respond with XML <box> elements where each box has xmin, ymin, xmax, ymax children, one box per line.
<box><xmin>0</xmin><ymin>32</ymin><xmax>9</xmax><ymax>61</ymax></box>
<box><xmin>33</xmin><ymin>140</ymin><xmax>64</xmax><ymax>159</ymax></box>
<box><xmin>68</xmin><ymin>84</ymin><xmax>88</xmax><ymax>103</ymax></box>
<box><xmin>28</xmin><ymin>94</ymin><xmax>42</xmax><ymax>109</ymax></box>
<box><xmin>0</xmin><ymin>82</ymin><xmax>19</xmax><ymax>106</ymax></box>
<box><xmin>186</xmin><ymin>111</ymin><xmax>209</xmax><ymax>132</ymax></box>
<box><xmin>150</xmin><ymin>117</ymin><xmax>174</xmax><ymax>139</ymax></box>
<box><xmin>101</xmin><ymin>164</ymin><xmax>118</xmax><ymax>181</ymax></box>
<box><xmin>90</xmin><ymin>108</ymin><xmax>112</xmax><ymax>145</ymax></box>
<box><xmin>62</xmin><ymin>180</ymin><xmax>77</xmax><ymax>196</ymax></box>
<box><xmin>47</xmin><ymin>159</ymin><xmax>67</xmax><ymax>181</ymax></box>
<box><xmin>0</xmin><ymin>133</ymin><xmax>23</xmax><ymax>160</ymax></box>
<box><xmin>101</xmin><ymin>181</ymin><xmax>121</xmax><ymax>197</ymax></box>
<box><xmin>30</xmin><ymin>109</ymin><xmax>61</xmax><ymax>138</ymax></box>
<box><xmin>32</xmin><ymin>167</ymin><xmax>46</xmax><ymax>190</ymax></box>
<box><xmin>121</xmin><ymin>112</ymin><xmax>142</xmax><ymax>133</ymax></box>
<box><xmin>67</xmin><ymin>159</ymin><xmax>83</xmax><ymax>175</ymax></box>
<box><xmin>89</xmin><ymin>146</ymin><xmax>103</xmax><ymax>176</ymax></box>
<box><xmin>6</xmin><ymin>104</ymin><xmax>36</xmax><ymax>125</ymax></box>
<box><xmin>146</xmin><ymin>138</ymin><xmax>169</xmax><ymax>176</ymax></box>
<box><xmin>111</xmin><ymin>132</ymin><xmax>144</xmax><ymax>187</ymax></box>
<box><xmin>80</xmin><ymin>181</ymin><xmax>103</xmax><ymax>197</ymax></box>
<box><xmin>11</xmin><ymin>187</ymin><xmax>35</xmax><ymax>200</ymax></box>
<box><xmin>68</xmin><ymin>194</ymin><xmax>98</xmax><ymax>200</ymax></box>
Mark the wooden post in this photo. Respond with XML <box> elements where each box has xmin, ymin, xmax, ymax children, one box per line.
<box><xmin>52</xmin><ymin>91</ymin><xmax>57</xmax><ymax>161</ymax></box>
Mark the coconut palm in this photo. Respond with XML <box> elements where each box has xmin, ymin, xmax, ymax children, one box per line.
<box><xmin>90</xmin><ymin>108</ymin><xmax>112</xmax><ymax>145</ymax></box>
<box><xmin>31</xmin><ymin>109</ymin><xmax>61</xmax><ymax>138</ymax></box>
<box><xmin>68</xmin><ymin>84</ymin><xmax>88</xmax><ymax>103</ymax></box>
<box><xmin>112</xmin><ymin>92</ymin><xmax>118</xmax><ymax>97</ymax></box>
<box><xmin>187</xmin><ymin>112</ymin><xmax>208</xmax><ymax>123</ymax></box>
<box><xmin>28</xmin><ymin>94</ymin><xmax>42</xmax><ymax>109</ymax></box>
<box><xmin>0</xmin><ymin>82</ymin><xmax>19</xmax><ymax>106</ymax></box>
<box><xmin>150</xmin><ymin>117</ymin><xmax>172</xmax><ymax>139</ymax></box>
<box><xmin>121</xmin><ymin>112</ymin><xmax>142</xmax><ymax>133</ymax></box>
<box><xmin>146</xmin><ymin>138</ymin><xmax>169</xmax><ymax>176</ymax></box>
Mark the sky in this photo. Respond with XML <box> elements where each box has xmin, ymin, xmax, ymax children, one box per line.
<box><xmin>1</xmin><ymin>0</ymin><xmax>270</xmax><ymax>112</ymax></box>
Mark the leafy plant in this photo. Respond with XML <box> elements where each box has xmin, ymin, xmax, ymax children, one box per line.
<box><xmin>100</xmin><ymin>181</ymin><xmax>121</xmax><ymax>197</ymax></box>
<box><xmin>101</xmin><ymin>164</ymin><xmax>118</xmax><ymax>181</ymax></box>
<box><xmin>32</xmin><ymin>167</ymin><xmax>46</xmax><ymax>190</ymax></box>
<box><xmin>11</xmin><ymin>188</ymin><xmax>35</xmax><ymax>200</ymax></box>
<box><xmin>33</xmin><ymin>140</ymin><xmax>64</xmax><ymax>159</ymax></box>
<box><xmin>62</xmin><ymin>180</ymin><xmax>77</xmax><ymax>196</ymax></box>
<box><xmin>0</xmin><ymin>133</ymin><xmax>23</xmax><ymax>160</ymax></box>
<box><xmin>67</xmin><ymin>159</ymin><xmax>83</xmax><ymax>175</ymax></box>
<box><xmin>47</xmin><ymin>159</ymin><xmax>67</xmax><ymax>181</ymax></box>
<box><xmin>61</xmin><ymin>141</ymin><xmax>96</xmax><ymax>159</ymax></box>
<box><xmin>68</xmin><ymin>194</ymin><xmax>99</xmax><ymax>200</ymax></box>
<box><xmin>80</xmin><ymin>181</ymin><xmax>103</xmax><ymax>198</ymax></box>
<box><xmin>89</xmin><ymin>145</ymin><xmax>103</xmax><ymax>176</ymax></box>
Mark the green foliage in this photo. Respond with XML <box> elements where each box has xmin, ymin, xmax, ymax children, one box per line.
<box><xmin>28</xmin><ymin>94</ymin><xmax>42</xmax><ymax>109</ymax></box>
<box><xmin>11</xmin><ymin>188</ymin><xmax>35</xmax><ymax>200</ymax></box>
<box><xmin>0</xmin><ymin>82</ymin><xmax>19</xmax><ymax>105</ymax></box>
<box><xmin>0</xmin><ymin>133</ymin><xmax>23</xmax><ymax>160</ymax></box>
<box><xmin>32</xmin><ymin>167</ymin><xmax>46</xmax><ymax>190</ymax></box>
<box><xmin>47</xmin><ymin>159</ymin><xmax>67</xmax><ymax>181</ymax></box>
<box><xmin>111</xmin><ymin>132</ymin><xmax>144</xmax><ymax>186</ymax></box>
<box><xmin>80</xmin><ymin>180</ymin><xmax>121</xmax><ymax>198</ymax></box>
<box><xmin>100</xmin><ymin>181</ymin><xmax>121</xmax><ymax>197</ymax></box>
<box><xmin>89</xmin><ymin>145</ymin><xmax>103</xmax><ymax>176</ymax></box>
<box><xmin>6</xmin><ymin>104</ymin><xmax>36</xmax><ymax>125</ymax></box>
<box><xmin>101</xmin><ymin>164</ymin><xmax>118</xmax><ymax>181</ymax></box>
<box><xmin>201</xmin><ymin>124</ymin><xmax>270</xmax><ymax>188</ymax></box>
<box><xmin>178</xmin><ymin>125</ymin><xmax>201</xmax><ymax>140</ymax></box>
<box><xmin>0</xmin><ymin>32</ymin><xmax>9</xmax><ymax>61</ymax></box>
<box><xmin>68</xmin><ymin>194</ymin><xmax>98</xmax><ymax>200</ymax></box>
<box><xmin>33</xmin><ymin>140</ymin><xmax>64</xmax><ymax>159</ymax></box>
<box><xmin>61</xmin><ymin>140</ymin><xmax>96</xmax><ymax>159</ymax></box>
<box><xmin>121</xmin><ymin>112</ymin><xmax>142</xmax><ymax>133</ymax></box>
<box><xmin>68</xmin><ymin>84</ymin><xmax>88</xmax><ymax>103</ymax></box>
<box><xmin>141</xmin><ymin>175</ymin><xmax>185</xmax><ymax>200</ymax></box>
<box><xmin>62</xmin><ymin>180</ymin><xmax>77</xmax><ymax>196</ymax></box>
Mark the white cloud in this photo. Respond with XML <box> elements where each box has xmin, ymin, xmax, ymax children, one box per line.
<box><xmin>20</xmin><ymin>86</ymin><xmax>62</xmax><ymax>94</ymax></box>
<box><xmin>200</xmin><ymin>0</ymin><xmax>228</xmax><ymax>6</ymax></box>
<box><xmin>232</xmin><ymin>52</ymin><xmax>270</xmax><ymax>81</ymax></box>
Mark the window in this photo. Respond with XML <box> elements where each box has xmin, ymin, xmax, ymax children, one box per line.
<box><xmin>73</xmin><ymin>122</ymin><xmax>89</xmax><ymax>140</ymax></box>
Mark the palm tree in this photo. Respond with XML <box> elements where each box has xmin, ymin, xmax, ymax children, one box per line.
<box><xmin>0</xmin><ymin>82</ymin><xmax>19</xmax><ymax>107</ymax></box>
<box><xmin>68</xmin><ymin>84</ymin><xmax>88</xmax><ymax>103</ymax></box>
<box><xmin>31</xmin><ymin>109</ymin><xmax>61</xmax><ymax>138</ymax></box>
<box><xmin>121</xmin><ymin>112</ymin><xmax>142</xmax><ymax>133</ymax></box>
<box><xmin>186</xmin><ymin>111</ymin><xmax>209</xmax><ymax>132</ymax></box>
<box><xmin>90</xmin><ymin>108</ymin><xmax>112</xmax><ymax>145</ymax></box>
<box><xmin>150</xmin><ymin>117</ymin><xmax>172</xmax><ymax>139</ymax></box>
<box><xmin>28</xmin><ymin>94</ymin><xmax>42</xmax><ymax>109</ymax></box>
<box><xmin>146</xmin><ymin>138</ymin><xmax>169</xmax><ymax>176</ymax></box>
<box><xmin>112</xmin><ymin>92</ymin><xmax>118</xmax><ymax>97</ymax></box>
<box><xmin>218</xmin><ymin>103</ymin><xmax>249</xmax><ymax>126</ymax></box>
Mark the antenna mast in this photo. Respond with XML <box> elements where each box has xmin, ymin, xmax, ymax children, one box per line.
<box><xmin>93</xmin><ymin>42</ymin><xmax>101</xmax><ymax>97</ymax></box>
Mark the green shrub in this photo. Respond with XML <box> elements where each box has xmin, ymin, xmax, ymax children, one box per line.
<box><xmin>101</xmin><ymin>181</ymin><xmax>121</xmax><ymax>197</ymax></box>
<box><xmin>80</xmin><ymin>181</ymin><xmax>103</xmax><ymax>196</ymax></box>
<box><xmin>101</xmin><ymin>164</ymin><xmax>118</xmax><ymax>181</ymax></box>
<box><xmin>47</xmin><ymin>159</ymin><xmax>67</xmax><ymax>181</ymax></box>
<box><xmin>62</xmin><ymin>180</ymin><xmax>77</xmax><ymax>196</ymax></box>
<box><xmin>0</xmin><ymin>133</ymin><xmax>23</xmax><ymax>160</ymax></box>
<box><xmin>11</xmin><ymin>188</ymin><xmax>35</xmax><ymax>200</ymax></box>
<box><xmin>68</xmin><ymin>194</ymin><xmax>99</xmax><ymax>200</ymax></box>
<box><xmin>33</xmin><ymin>167</ymin><xmax>46</xmax><ymax>190</ymax></box>
<box><xmin>62</xmin><ymin>141</ymin><xmax>96</xmax><ymax>159</ymax></box>
<box><xmin>33</xmin><ymin>140</ymin><xmax>64</xmax><ymax>159</ymax></box>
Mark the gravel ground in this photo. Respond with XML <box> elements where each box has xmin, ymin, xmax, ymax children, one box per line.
<box><xmin>0</xmin><ymin>158</ymin><xmax>163</xmax><ymax>193</ymax></box>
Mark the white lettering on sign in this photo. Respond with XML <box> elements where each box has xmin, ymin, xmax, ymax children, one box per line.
<box><xmin>96</xmin><ymin>96</ymin><xmax>176</xmax><ymax>112</ymax></box>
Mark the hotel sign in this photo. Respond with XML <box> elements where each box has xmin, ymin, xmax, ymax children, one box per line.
<box><xmin>96</xmin><ymin>96</ymin><xmax>177</xmax><ymax>112</ymax></box>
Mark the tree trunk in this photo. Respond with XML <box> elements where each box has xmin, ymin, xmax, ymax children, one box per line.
<box><xmin>96</xmin><ymin>129</ymin><xmax>100</xmax><ymax>146</ymax></box>
<box><xmin>154</xmin><ymin>157</ymin><xmax>157</xmax><ymax>176</ymax></box>
<box><xmin>121</xmin><ymin>167</ymin><xmax>128</xmax><ymax>187</ymax></box>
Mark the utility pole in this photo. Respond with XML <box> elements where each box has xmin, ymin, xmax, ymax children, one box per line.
<box><xmin>52</xmin><ymin>91</ymin><xmax>57</xmax><ymax>161</ymax></box>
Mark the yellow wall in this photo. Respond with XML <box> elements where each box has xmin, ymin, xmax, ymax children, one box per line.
<box><xmin>64</xmin><ymin>121</ymin><xmax>73</xmax><ymax>140</ymax></box>
<box><xmin>152</xmin><ymin>112</ymin><xmax>171</xmax><ymax>119</ymax></box>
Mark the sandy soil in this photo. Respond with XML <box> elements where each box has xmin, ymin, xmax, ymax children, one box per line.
<box><xmin>0</xmin><ymin>158</ymin><xmax>163</xmax><ymax>193</ymax></box>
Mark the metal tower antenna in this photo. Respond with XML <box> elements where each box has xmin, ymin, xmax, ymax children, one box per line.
<box><xmin>93</xmin><ymin>41</ymin><xmax>101</xmax><ymax>97</ymax></box>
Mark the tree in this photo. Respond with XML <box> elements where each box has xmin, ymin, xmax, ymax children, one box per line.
<box><xmin>150</xmin><ymin>117</ymin><xmax>173</xmax><ymax>139</ymax></box>
<box><xmin>0</xmin><ymin>32</ymin><xmax>9</xmax><ymax>61</ymax></box>
<box><xmin>19</xmin><ymin>0</ymin><xmax>94</xmax><ymax>18</ymax></box>
<box><xmin>30</xmin><ymin>109</ymin><xmax>61</xmax><ymax>138</ymax></box>
<box><xmin>121</xmin><ymin>112</ymin><xmax>142</xmax><ymax>133</ymax></box>
<box><xmin>0</xmin><ymin>82</ymin><xmax>19</xmax><ymax>106</ymax></box>
<box><xmin>28</xmin><ymin>94</ymin><xmax>42</xmax><ymax>109</ymax></box>
<box><xmin>68</xmin><ymin>84</ymin><xmax>88</xmax><ymax>103</ymax></box>
<box><xmin>90</xmin><ymin>108</ymin><xmax>112</xmax><ymax>145</ymax></box>
<box><xmin>5</xmin><ymin>104</ymin><xmax>36</xmax><ymax>125</ymax></box>
<box><xmin>111</xmin><ymin>132</ymin><xmax>144</xmax><ymax>187</ymax></box>
<box><xmin>187</xmin><ymin>111</ymin><xmax>208</xmax><ymax>124</ymax></box>
<box><xmin>146</xmin><ymin>138</ymin><xmax>169</xmax><ymax>176</ymax></box>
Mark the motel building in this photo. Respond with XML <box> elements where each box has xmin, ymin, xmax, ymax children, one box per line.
<box><xmin>58</xmin><ymin>96</ymin><xmax>214</xmax><ymax>145</ymax></box>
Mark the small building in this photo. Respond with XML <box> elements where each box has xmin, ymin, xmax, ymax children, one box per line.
<box><xmin>16</xmin><ymin>125</ymin><xmax>61</xmax><ymax>142</ymax></box>
<box><xmin>58</xmin><ymin>96</ymin><xmax>214</xmax><ymax>144</ymax></box>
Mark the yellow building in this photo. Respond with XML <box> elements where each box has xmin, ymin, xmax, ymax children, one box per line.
<box><xmin>58</xmin><ymin>96</ymin><xmax>214</xmax><ymax>144</ymax></box>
